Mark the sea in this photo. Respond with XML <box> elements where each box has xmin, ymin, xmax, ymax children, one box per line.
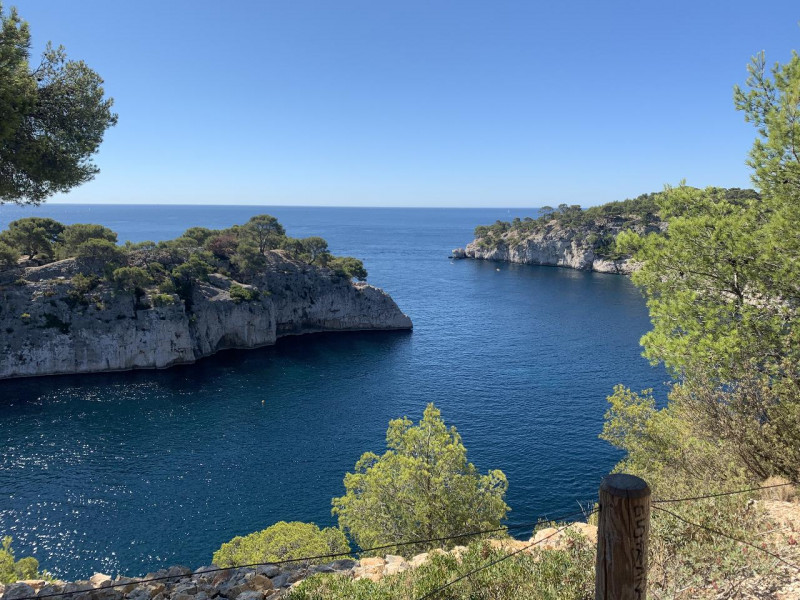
<box><xmin>0</xmin><ymin>205</ymin><xmax>668</xmax><ymax>579</ymax></box>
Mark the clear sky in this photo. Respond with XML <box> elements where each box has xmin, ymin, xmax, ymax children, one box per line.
<box><xmin>12</xmin><ymin>0</ymin><xmax>800</xmax><ymax>207</ymax></box>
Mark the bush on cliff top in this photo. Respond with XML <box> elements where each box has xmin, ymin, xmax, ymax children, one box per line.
<box><xmin>0</xmin><ymin>214</ymin><xmax>369</xmax><ymax>289</ymax></box>
<box><xmin>212</xmin><ymin>521</ymin><xmax>350</xmax><ymax>568</ymax></box>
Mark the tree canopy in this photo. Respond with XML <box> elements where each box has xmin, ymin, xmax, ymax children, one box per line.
<box><xmin>332</xmin><ymin>403</ymin><xmax>509</xmax><ymax>557</ymax></box>
<box><xmin>0</xmin><ymin>3</ymin><xmax>117</xmax><ymax>205</ymax></box>
<box><xmin>212</xmin><ymin>521</ymin><xmax>349</xmax><ymax>568</ymax></box>
<box><xmin>605</xmin><ymin>47</ymin><xmax>800</xmax><ymax>488</ymax></box>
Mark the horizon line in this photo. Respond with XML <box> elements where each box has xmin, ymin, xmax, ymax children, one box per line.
<box><xmin>7</xmin><ymin>203</ymin><xmax>546</xmax><ymax>210</ymax></box>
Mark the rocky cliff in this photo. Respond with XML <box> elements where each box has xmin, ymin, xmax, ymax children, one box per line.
<box><xmin>453</xmin><ymin>218</ymin><xmax>664</xmax><ymax>274</ymax></box>
<box><xmin>0</xmin><ymin>252</ymin><xmax>411</xmax><ymax>380</ymax></box>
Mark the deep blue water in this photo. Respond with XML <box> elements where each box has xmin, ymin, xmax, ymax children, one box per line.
<box><xmin>0</xmin><ymin>205</ymin><xmax>667</xmax><ymax>579</ymax></box>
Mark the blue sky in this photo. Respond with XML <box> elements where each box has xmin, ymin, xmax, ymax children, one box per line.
<box><xmin>12</xmin><ymin>0</ymin><xmax>800</xmax><ymax>207</ymax></box>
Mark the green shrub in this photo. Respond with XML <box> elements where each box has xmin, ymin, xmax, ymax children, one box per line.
<box><xmin>332</xmin><ymin>404</ymin><xmax>508</xmax><ymax>557</ymax></box>
<box><xmin>158</xmin><ymin>279</ymin><xmax>177</xmax><ymax>295</ymax></box>
<box><xmin>59</xmin><ymin>224</ymin><xmax>117</xmax><ymax>257</ymax></box>
<box><xmin>0</xmin><ymin>536</ymin><xmax>41</xmax><ymax>584</ymax></box>
<box><xmin>76</xmin><ymin>238</ymin><xmax>124</xmax><ymax>270</ymax></box>
<box><xmin>212</xmin><ymin>521</ymin><xmax>350</xmax><ymax>568</ymax></box>
<box><xmin>229</xmin><ymin>284</ymin><xmax>259</xmax><ymax>303</ymax></box>
<box><xmin>151</xmin><ymin>294</ymin><xmax>176</xmax><ymax>307</ymax></box>
<box><xmin>0</xmin><ymin>242</ymin><xmax>20</xmax><ymax>270</ymax></box>
<box><xmin>288</xmin><ymin>536</ymin><xmax>595</xmax><ymax>600</ymax></box>
<box><xmin>112</xmin><ymin>266</ymin><xmax>152</xmax><ymax>293</ymax></box>
<box><xmin>328</xmin><ymin>257</ymin><xmax>367</xmax><ymax>281</ymax></box>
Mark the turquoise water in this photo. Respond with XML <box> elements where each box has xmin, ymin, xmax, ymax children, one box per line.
<box><xmin>0</xmin><ymin>205</ymin><xmax>667</xmax><ymax>578</ymax></box>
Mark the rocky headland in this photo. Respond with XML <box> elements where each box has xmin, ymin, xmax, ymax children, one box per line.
<box><xmin>452</xmin><ymin>218</ymin><xmax>660</xmax><ymax>274</ymax></box>
<box><xmin>453</xmin><ymin>189</ymin><xmax>760</xmax><ymax>275</ymax></box>
<box><xmin>452</xmin><ymin>195</ymin><xmax>666</xmax><ymax>274</ymax></box>
<box><xmin>0</xmin><ymin>216</ymin><xmax>411</xmax><ymax>380</ymax></box>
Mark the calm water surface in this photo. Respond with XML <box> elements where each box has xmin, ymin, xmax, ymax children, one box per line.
<box><xmin>0</xmin><ymin>205</ymin><xmax>667</xmax><ymax>578</ymax></box>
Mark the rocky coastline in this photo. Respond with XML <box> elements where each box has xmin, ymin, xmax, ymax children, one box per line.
<box><xmin>0</xmin><ymin>523</ymin><xmax>597</xmax><ymax>600</ymax></box>
<box><xmin>0</xmin><ymin>251</ymin><xmax>411</xmax><ymax>380</ymax></box>
<box><xmin>452</xmin><ymin>219</ymin><xmax>665</xmax><ymax>275</ymax></box>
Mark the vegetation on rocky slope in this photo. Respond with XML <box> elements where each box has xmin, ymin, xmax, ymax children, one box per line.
<box><xmin>0</xmin><ymin>214</ymin><xmax>369</xmax><ymax>307</ymax></box>
<box><xmin>471</xmin><ymin>188</ymin><xmax>758</xmax><ymax>259</ymax></box>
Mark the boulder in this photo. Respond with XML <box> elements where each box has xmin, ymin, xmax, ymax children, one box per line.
<box><xmin>2</xmin><ymin>583</ymin><xmax>36</xmax><ymax>600</ymax></box>
<box><xmin>89</xmin><ymin>574</ymin><xmax>112</xmax><ymax>589</ymax></box>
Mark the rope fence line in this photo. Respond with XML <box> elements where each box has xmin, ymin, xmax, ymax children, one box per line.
<box><xmin>651</xmin><ymin>505</ymin><xmax>800</xmax><ymax>572</ymax></box>
<box><xmin>414</xmin><ymin>509</ymin><xmax>600</xmax><ymax>600</ymax></box>
<box><xmin>652</xmin><ymin>480</ymin><xmax>799</xmax><ymax>504</ymax></box>
<box><xmin>22</xmin><ymin>506</ymin><xmax>596</xmax><ymax>600</ymax></box>
<box><xmin>13</xmin><ymin>479</ymin><xmax>800</xmax><ymax>600</ymax></box>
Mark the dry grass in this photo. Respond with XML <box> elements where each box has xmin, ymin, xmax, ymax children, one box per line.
<box><xmin>759</xmin><ymin>476</ymin><xmax>797</xmax><ymax>502</ymax></box>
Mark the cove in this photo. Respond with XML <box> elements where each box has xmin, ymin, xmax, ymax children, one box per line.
<box><xmin>0</xmin><ymin>206</ymin><xmax>667</xmax><ymax>578</ymax></box>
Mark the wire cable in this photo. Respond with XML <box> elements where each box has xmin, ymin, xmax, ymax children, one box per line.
<box><xmin>652</xmin><ymin>505</ymin><xmax>800</xmax><ymax>572</ymax></box>
<box><xmin>653</xmin><ymin>480</ymin><xmax>798</xmax><ymax>504</ymax></box>
<box><xmin>24</xmin><ymin>507</ymin><xmax>596</xmax><ymax>600</ymax></box>
<box><xmin>414</xmin><ymin>509</ymin><xmax>599</xmax><ymax>600</ymax></box>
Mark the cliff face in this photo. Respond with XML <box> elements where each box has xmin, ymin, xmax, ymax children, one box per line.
<box><xmin>0</xmin><ymin>252</ymin><xmax>411</xmax><ymax>380</ymax></box>
<box><xmin>455</xmin><ymin>219</ymin><xmax>664</xmax><ymax>274</ymax></box>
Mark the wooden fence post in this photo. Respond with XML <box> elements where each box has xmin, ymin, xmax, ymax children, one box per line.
<box><xmin>595</xmin><ymin>473</ymin><xmax>651</xmax><ymax>600</ymax></box>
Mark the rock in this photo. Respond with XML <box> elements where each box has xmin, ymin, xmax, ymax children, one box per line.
<box><xmin>36</xmin><ymin>584</ymin><xmax>64</xmax><ymax>598</ymax></box>
<box><xmin>111</xmin><ymin>578</ymin><xmax>138</xmax><ymax>595</ymax></box>
<box><xmin>90</xmin><ymin>574</ymin><xmax>112</xmax><ymax>589</ymax></box>
<box><xmin>2</xmin><ymin>583</ymin><xmax>36</xmax><ymax>600</ymax></box>
<box><xmin>235</xmin><ymin>592</ymin><xmax>264</xmax><ymax>600</ymax></box>
<box><xmin>247</xmin><ymin>575</ymin><xmax>273</xmax><ymax>591</ymax></box>
<box><xmin>324</xmin><ymin>559</ymin><xmax>356</xmax><ymax>571</ymax></box>
<box><xmin>268</xmin><ymin>574</ymin><xmax>290</xmax><ymax>589</ymax></box>
<box><xmin>254</xmin><ymin>565</ymin><xmax>280</xmax><ymax>578</ymax></box>
<box><xmin>0</xmin><ymin>253</ymin><xmax>412</xmax><ymax>380</ymax></box>
<box><xmin>409</xmin><ymin>553</ymin><xmax>429</xmax><ymax>568</ymax></box>
<box><xmin>169</xmin><ymin>582</ymin><xmax>197</xmax><ymax>597</ymax></box>
<box><xmin>62</xmin><ymin>582</ymin><xmax>91</xmax><ymax>595</ymax></box>
<box><xmin>310</xmin><ymin>565</ymin><xmax>335</xmax><ymax>574</ymax></box>
<box><xmin>531</xmin><ymin>527</ymin><xmax>561</xmax><ymax>549</ymax></box>
<box><xmin>15</xmin><ymin>581</ymin><xmax>46</xmax><ymax>594</ymax></box>
<box><xmin>461</xmin><ymin>219</ymin><xmax>664</xmax><ymax>275</ymax></box>
<box><xmin>359</xmin><ymin>557</ymin><xmax>386</xmax><ymax>568</ymax></box>
<box><xmin>451</xmin><ymin>248</ymin><xmax>467</xmax><ymax>259</ymax></box>
<box><xmin>165</xmin><ymin>566</ymin><xmax>192</xmax><ymax>579</ymax></box>
<box><xmin>124</xmin><ymin>589</ymin><xmax>150</xmax><ymax>600</ymax></box>
<box><xmin>89</xmin><ymin>588</ymin><xmax>122</xmax><ymax>600</ymax></box>
<box><xmin>383</xmin><ymin>555</ymin><xmax>409</xmax><ymax>576</ymax></box>
<box><xmin>353</xmin><ymin>556</ymin><xmax>387</xmax><ymax>582</ymax></box>
<box><xmin>142</xmin><ymin>583</ymin><xmax>165</xmax><ymax>598</ymax></box>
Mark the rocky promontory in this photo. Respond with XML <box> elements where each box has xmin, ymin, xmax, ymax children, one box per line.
<box><xmin>0</xmin><ymin>216</ymin><xmax>411</xmax><ymax>380</ymax></box>
<box><xmin>454</xmin><ymin>189</ymin><xmax>760</xmax><ymax>275</ymax></box>
<box><xmin>453</xmin><ymin>195</ymin><xmax>666</xmax><ymax>274</ymax></box>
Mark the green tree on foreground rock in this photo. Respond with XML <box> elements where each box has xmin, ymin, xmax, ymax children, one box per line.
<box><xmin>212</xmin><ymin>521</ymin><xmax>349</xmax><ymax>568</ymax></box>
<box><xmin>0</xmin><ymin>3</ymin><xmax>117</xmax><ymax>205</ymax></box>
<box><xmin>332</xmin><ymin>404</ymin><xmax>509</xmax><ymax>557</ymax></box>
